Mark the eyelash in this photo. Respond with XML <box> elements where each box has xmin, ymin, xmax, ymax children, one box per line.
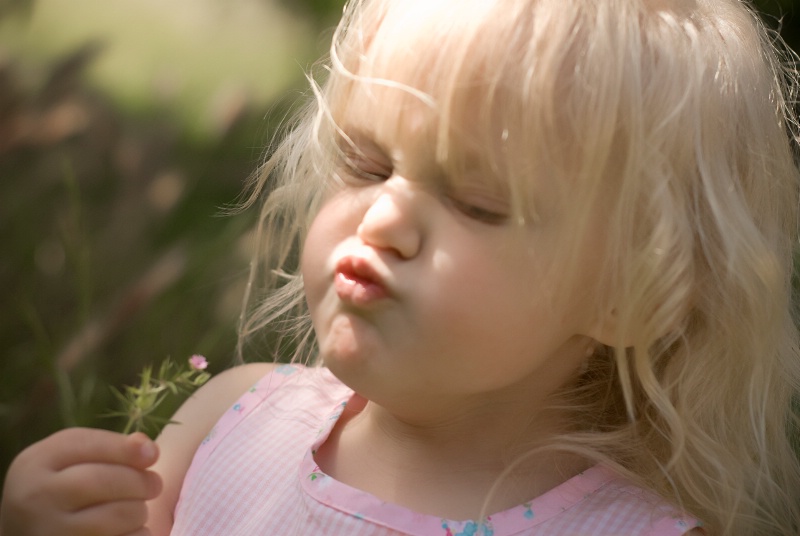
<box><xmin>340</xmin><ymin>154</ymin><xmax>391</xmax><ymax>183</ymax></box>
<box><xmin>338</xmin><ymin>150</ymin><xmax>508</xmax><ymax>225</ymax></box>
<box><xmin>448</xmin><ymin>197</ymin><xmax>509</xmax><ymax>225</ymax></box>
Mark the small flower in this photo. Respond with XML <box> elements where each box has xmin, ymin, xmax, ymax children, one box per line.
<box><xmin>189</xmin><ymin>354</ymin><xmax>208</xmax><ymax>371</ymax></box>
<box><xmin>106</xmin><ymin>355</ymin><xmax>212</xmax><ymax>437</ymax></box>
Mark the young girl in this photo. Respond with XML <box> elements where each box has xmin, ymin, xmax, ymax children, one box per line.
<box><xmin>3</xmin><ymin>0</ymin><xmax>800</xmax><ymax>534</ymax></box>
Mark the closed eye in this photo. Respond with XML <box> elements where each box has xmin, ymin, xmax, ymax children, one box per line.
<box><xmin>336</xmin><ymin>140</ymin><xmax>393</xmax><ymax>184</ymax></box>
<box><xmin>342</xmin><ymin>154</ymin><xmax>391</xmax><ymax>182</ymax></box>
<box><xmin>447</xmin><ymin>196</ymin><xmax>509</xmax><ymax>225</ymax></box>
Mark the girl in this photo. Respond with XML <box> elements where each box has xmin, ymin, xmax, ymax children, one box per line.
<box><xmin>2</xmin><ymin>0</ymin><xmax>800</xmax><ymax>534</ymax></box>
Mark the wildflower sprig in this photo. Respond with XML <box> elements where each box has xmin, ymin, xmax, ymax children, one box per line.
<box><xmin>107</xmin><ymin>355</ymin><xmax>211</xmax><ymax>436</ymax></box>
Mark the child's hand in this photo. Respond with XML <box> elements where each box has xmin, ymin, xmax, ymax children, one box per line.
<box><xmin>0</xmin><ymin>428</ymin><xmax>162</xmax><ymax>536</ymax></box>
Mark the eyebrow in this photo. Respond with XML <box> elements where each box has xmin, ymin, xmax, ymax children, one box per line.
<box><xmin>337</xmin><ymin>126</ymin><xmax>387</xmax><ymax>155</ymax></box>
<box><xmin>337</xmin><ymin>123</ymin><xmax>510</xmax><ymax>198</ymax></box>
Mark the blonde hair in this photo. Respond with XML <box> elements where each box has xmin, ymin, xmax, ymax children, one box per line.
<box><xmin>239</xmin><ymin>0</ymin><xmax>800</xmax><ymax>533</ymax></box>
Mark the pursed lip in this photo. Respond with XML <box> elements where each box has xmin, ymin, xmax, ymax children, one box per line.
<box><xmin>333</xmin><ymin>255</ymin><xmax>390</xmax><ymax>305</ymax></box>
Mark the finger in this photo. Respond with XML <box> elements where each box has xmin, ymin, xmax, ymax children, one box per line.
<box><xmin>2</xmin><ymin>501</ymin><xmax>151</xmax><ymax>536</ymax></box>
<box><xmin>53</xmin><ymin>464</ymin><xmax>162</xmax><ymax>511</ymax></box>
<box><xmin>36</xmin><ymin>429</ymin><xmax>159</xmax><ymax>471</ymax></box>
<box><xmin>120</xmin><ymin>529</ymin><xmax>153</xmax><ymax>536</ymax></box>
<box><xmin>67</xmin><ymin>499</ymin><xmax>149</xmax><ymax>536</ymax></box>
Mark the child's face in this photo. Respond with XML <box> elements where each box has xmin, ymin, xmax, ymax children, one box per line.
<box><xmin>301</xmin><ymin>96</ymin><xmax>609</xmax><ymax>417</ymax></box>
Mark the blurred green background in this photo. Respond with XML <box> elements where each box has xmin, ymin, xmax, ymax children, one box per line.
<box><xmin>1</xmin><ymin>0</ymin><xmax>798</xmax><ymax>485</ymax></box>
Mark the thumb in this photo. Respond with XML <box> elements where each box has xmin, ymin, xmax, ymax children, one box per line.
<box><xmin>126</xmin><ymin>432</ymin><xmax>160</xmax><ymax>469</ymax></box>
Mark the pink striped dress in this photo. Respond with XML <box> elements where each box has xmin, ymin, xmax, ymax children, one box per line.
<box><xmin>171</xmin><ymin>365</ymin><xmax>702</xmax><ymax>535</ymax></box>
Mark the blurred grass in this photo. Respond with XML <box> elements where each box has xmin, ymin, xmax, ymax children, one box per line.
<box><xmin>0</xmin><ymin>45</ymin><xmax>291</xmax><ymax>459</ymax></box>
<box><xmin>0</xmin><ymin>0</ymin><xmax>319</xmax><ymax>139</ymax></box>
<box><xmin>0</xmin><ymin>0</ymin><xmax>798</xmax><ymax>490</ymax></box>
<box><xmin>0</xmin><ymin>0</ymin><xmax>342</xmax><ymax>483</ymax></box>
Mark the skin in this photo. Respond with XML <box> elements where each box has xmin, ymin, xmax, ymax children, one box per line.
<box><xmin>300</xmin><ymin>103</ymin><xmax>613</xmax><ymax>518</ymax></box>
<box><xmin>0</xmin><ymin>429</ymin><xmax>161</xmax><ymax>536</ymax></box>
<box><xmin>0</xmin><ymin>363</ymin><xmax>273</xmax><ymax>536</ymax></box>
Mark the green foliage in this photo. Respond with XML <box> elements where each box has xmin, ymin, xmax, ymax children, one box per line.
<box><xmin>0</xmin><ymin>0</ymin><xmax>33</xmax><ymax>20</ymax></box>
<box><xmin>276</xmin><ymin>0</ymin><xmax>344</xmax><ymax>24</ymax></box>
<box><xmin>105</xmin><ymin>356</ymin><xmax>211</xmax><ymax>436</ymax></box>
<box><xmin>0</xmin><ymin>43</ymin><xmax>298</xmax><ymax>483</ymax></box>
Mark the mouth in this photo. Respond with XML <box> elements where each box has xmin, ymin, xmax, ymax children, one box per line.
<box><xmin>334</xmin><ymin>256</ymin><xmax>390</xmax><ymax>305</ymax></box>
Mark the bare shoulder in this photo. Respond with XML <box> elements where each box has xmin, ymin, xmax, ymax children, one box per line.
<box><xmin>179</xmin><ymin>361</ymin><xmax>277</xmax><ymax>414</ymax></box>
<box><xmin>166</xmin><ymin>362</ymin><xmax>277</xmax><ymax>432</ymax></box>
<box><xmin>159</xmin><ymin>360</ymin><xmax>278</xmax><ymax>463</ymax></box>
<box><xmin>146</xmin><ymin>362</ymin><xmax>277</xmax><ymax>536</ymax></box>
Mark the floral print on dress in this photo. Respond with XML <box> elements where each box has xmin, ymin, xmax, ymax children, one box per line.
<box><xmin>307</xmin><ymin>464</ymin><xmax>335</xmax><ymax>492</ymax></box>
<box><xmin>522</xmin><ymin>503</ymin><xmax>534</xmax><ymax>520</ymax></box>
<box><xmin>184</xmin><ymin>366</ymin><xmax>705</xmax><ymax>536</ymax></box>
<box><xmin>441</xmin><ymin>518</ymin><xmax>494</xmax><ymax>536</ymax></box>
<box><xmin>673</xmin><ymin>516</ymin><xmax>703</xmax><ymax>531</ymax></box>
<box><xmin>309</xmin><ymin>465</ymin><xmax>324</xmax><ymax>482</ymax></box>
<box><xmin>317</xmin><ymin>400</ymin><xmax>349</xmax><ymax>437</ymax></box>
<box><xmin>276</xmin><ymin>364</ymin><xmax>299</xmax><ymax>375</ymax></box>
<box><xmin>200</xmin><ymin>426</ymin><xmax>217</xmax><ymax>446</ymax></box>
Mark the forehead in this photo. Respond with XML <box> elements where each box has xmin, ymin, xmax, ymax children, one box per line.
<box><xmin>325</xmin><ymin>0</ymin><xmax>635</xmax><ymax>221</ymax></box>
<box><xmin>329</xmin><ymin>3</ymin><xmax>524</xmax><ymax>188</ymax></box>
<box><xmin>339</xmin><ymin>92</ymin><xmax>521</xmax><ymax>214</ymax></box>
<box><xmin>330</xmin><ymin>0</ymin><xmax>518</xmax><ymax>130</ymax></box>
<box><xmin>330</xmin><ymin>0</ymin><xmax>580</xmax><ymax>185</ymax></box>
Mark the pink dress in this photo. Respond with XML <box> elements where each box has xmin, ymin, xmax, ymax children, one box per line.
<box><xmin>171</xmin><ymin>365</ymin><xmax>702</xmax><ymax>535</ymax></box>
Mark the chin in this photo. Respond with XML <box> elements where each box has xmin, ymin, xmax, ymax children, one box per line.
<box><xmin>317</xmin><ymin>316</ymin><xmax>373</xmax><ymax>366</ymax></box>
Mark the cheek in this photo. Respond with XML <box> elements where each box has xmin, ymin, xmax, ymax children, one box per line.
<box><xmin>301</xmin><ymin>197</ymin><xmax>348</xmax><ymax>266</ymax></box>
<box><xmin>425</xmin><ymin>244</ymin><xmax>538</xmax><ymax>331</ymax></box>
<box><xmin>300</xmin><ymin>196</ymin><xmax>365</xmax><ymax>318</ymax></box>
<box><xmin>300</xmin><ymin>209</ymin><xmax>336</xmax><ymax>308</ymax></box>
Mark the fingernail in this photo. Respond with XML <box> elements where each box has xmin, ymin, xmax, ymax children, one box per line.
<box><xmin>140</xmin><ymin>440</ymin><xmax>157</xmax><ymax>462</ymax></box>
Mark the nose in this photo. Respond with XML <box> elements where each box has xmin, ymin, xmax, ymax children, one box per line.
<box><xmin>357</xmin><ymin>178</ymin><xmax>422</xmax><ymax>259</ymax></box>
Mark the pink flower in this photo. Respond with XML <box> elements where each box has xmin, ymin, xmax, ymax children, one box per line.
<box><xmin>189</xmin><ymin>354</ymin><xmax>208</xmax><ymax>370</ymax></box>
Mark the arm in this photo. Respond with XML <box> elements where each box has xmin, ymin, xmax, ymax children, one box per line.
<box><xmin>146</xmin><ymin>362</ymin><xmax>276</xmax><ymax>536</ymax></box>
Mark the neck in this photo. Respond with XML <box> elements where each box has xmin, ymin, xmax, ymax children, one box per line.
<box><xmin>365</xmin><ymin>389</ymin><xmax>559</xmax><ymax>463</ymax></box>
<box><xmin>315</xmin><ymin>382</ymin><xmax>590</xmax><ymax>520</ymax></box>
